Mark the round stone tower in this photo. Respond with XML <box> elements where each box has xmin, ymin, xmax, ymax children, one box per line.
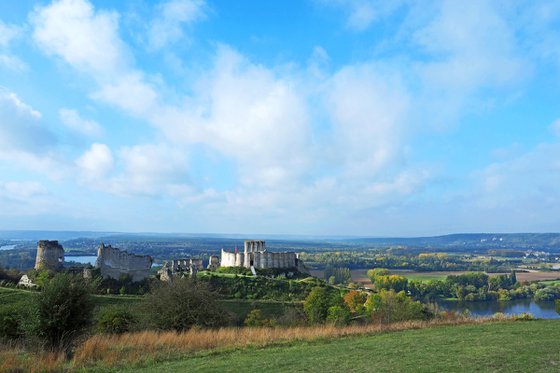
<box><xmin>34</xmin><ymin>240</ymin><xmax>64</xmax><ymax>271</ymax></box>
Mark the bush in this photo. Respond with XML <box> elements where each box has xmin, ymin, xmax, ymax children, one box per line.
<box><xmin>244</xmin><ymin>309</ymin><xmax>275</xmax><ymax>327</ymax></box>
<box><xmin>31</xmin><ymin>273</ymin><xmax>95</xmax><ymax>350</ymax></box>
<box><xmin>0</xmin><ymin>305</ymin><xmax>25</xmax><ymax>340</ymax></box>
<box><xmin>96</xmin><ymin>306</ymin><xmax>137</xmax><ymax>334</ymax></box>
<box><xmin>143</xmin><ymin>278</ymin><xmax>227</xmax><ymax>331</ymax></box>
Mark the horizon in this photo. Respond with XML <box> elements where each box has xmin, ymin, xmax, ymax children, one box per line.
<box><xmin>1</xmin><ymin>1</ymin><xmax>560</xmax><ymax>235</ymax></box>
<box><xmin>2</xmin><ymin>229</ymin><xmax>560</xmax><ymax>241</ymax></box>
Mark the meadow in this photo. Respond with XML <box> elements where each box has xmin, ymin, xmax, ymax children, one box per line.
<box><xmin>123</xmin><ymin>320</ymin><xmax>559</xmax><ymax>373</ymax></box>
<box><xmin>2</xmin><ymin>318</ymin><xmax>556</xmax><ymax>372</ymax></box>
<box><xmin>311</xmin><ymin>268</ymin><xmax>560</xmax><ymax>286</ymax></box>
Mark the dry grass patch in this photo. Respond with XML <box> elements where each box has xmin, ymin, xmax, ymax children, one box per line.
<box><xmin>72</xmin><ymin>317</ymin><xmax>502</xmax><ymax>370</ymax></box>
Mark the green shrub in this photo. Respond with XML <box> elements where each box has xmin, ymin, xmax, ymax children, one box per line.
<box><xmin>143</xmin><ymin>278</ymin><xmax>227</xmax><ymax>331</ymax></box>
<box><xmin>31</xmin><ymin>273</ymin><xmax>95</xmax><ymax>350</ymax></box>
<box><xmin>96</xmin><ymin>306</ymin><xmax>137</xmax><ymax>334</ymax></box>
<box><xmin>326</xmin><ymin>305</ymin><xmax>351</xmax><ymax>326</ymax></box>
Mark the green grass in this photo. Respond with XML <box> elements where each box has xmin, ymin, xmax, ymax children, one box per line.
<box><xmin>115</xmin><ymin>320</ymin><xmax>560</xmax><ymax>373</ymax></box>
<box><xmin>0</xmin><ymin>286</ymin><xmax>297</xmax><ymax>321</ymax></box>
<box><xmin>539</xmin><ymin>280</ymin><xmax>560</xmax><ymax>286</ymax></box>
<box><xmin>391</xmin><ymin>270</ymin><xmax>448</xmax><ymax>282</ymax></box>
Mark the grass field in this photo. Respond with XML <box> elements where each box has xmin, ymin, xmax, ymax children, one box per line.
<box><xmin>311</xmin><ymin>268</ymin><xmax>560</xmax><ymax>285</ymax></box>
<box><xmin>106</xmin><ymin>320</ymin><xmax>560</xmax><ymax>373</ymax></box>
<box><xmin>0</xmin><ymin>286</ymin><xmax>299</xmax><ymax>321</ymax></box>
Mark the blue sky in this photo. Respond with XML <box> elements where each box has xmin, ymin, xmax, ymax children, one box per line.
<box><xmin>0</xmin><ymin>0</ymin><xmax>560</xmax><ymax>236</ymax></box>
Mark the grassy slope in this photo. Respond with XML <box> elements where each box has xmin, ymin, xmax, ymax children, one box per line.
<box><xmin>122</xmin><ymin>320</ymin><xmax>560</xmax><ymax>373</ymax></box>
<box><xmin>0</xmin><ymin>287</ymin><xmax>299</xmax><ymax>320</ymax></box>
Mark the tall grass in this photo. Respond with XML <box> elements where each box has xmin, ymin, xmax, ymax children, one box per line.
<box><xmin>0</xmin><ymin>315</ymin><xmax>523</xmax><ymax>372</ymax></box>
<box><xmin>72</xmin><ymin>316</ymin><xmax>501</xmax><ymax>369</ymax></box>
<box><xmin>0</xmin><ymin>347</ymin><xmax>65</xmax><ymax>373</ymax></box>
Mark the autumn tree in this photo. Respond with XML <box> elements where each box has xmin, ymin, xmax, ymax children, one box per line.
<box><xmin>343</xmin><ymin>290</ymin><xmax>367</xmax><ymax>314</ymax></box>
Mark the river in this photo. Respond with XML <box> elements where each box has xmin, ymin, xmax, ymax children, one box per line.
<box><xmin>65</xmin><ymin>255</ymin><xmax>97</xmax><ymax>265</ymax></box>
<box><xmin>437</xmin><ymin>299</ymin><xmax>560</xmax><ymax>319</ymax></box>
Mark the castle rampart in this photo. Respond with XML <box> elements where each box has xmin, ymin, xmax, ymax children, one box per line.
<box><xmin>220</xmin><ymin>240</ymin><xmax>300</xmax><ymax>269</ymax></box>
<box><xmin>95</xmin><ymin>243</ymin><xmax>152</xmax><ymax>282</ymax></box>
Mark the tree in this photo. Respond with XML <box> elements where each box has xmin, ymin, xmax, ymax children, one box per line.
<box><xmin>304</xmin><ymin>286</ymin><xmax>344</xmax><ymax>324</ymax></box>
<box><xmin>96</xmin><ymin>306</ymin><xmax>137</xmax><ymax>334</ymax></box>
<box><xmin>326</xmin><ymin>305</ymin><xmax>351</xmax><ymax>326</ymax></box>
<box><xmin>365</xmin><ymin>289</ymin><xmax>429</xmax><ymax>324</ymax></box>
<box><xmin>343</xmin><ymin>290</ymin><xmax>367</xmax><ymax>314</ymax></box>
<box><xmin>32</xmin><ymin>273</ymin><xmax>95</xmax><ymax>350</ymax></box>
<box><xmin>143</xmin><ymin>278</ymin><xmax>226</xmax><ymax>331</ymax></box>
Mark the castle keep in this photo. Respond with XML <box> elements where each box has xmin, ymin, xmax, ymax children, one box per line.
<box><xmin>34</xmin><ymin>240</ymin><xmax>64</xmax><ymax>271</ymax></box>
<box><xmin>95</xmin><ymin>243</ymin><xmax>152</xmax><ymax>282</ymax></box>
<box><xmin>220</xmin><ymin>240</ymin><xmax>302</xmax><ymax>269</ymax></box>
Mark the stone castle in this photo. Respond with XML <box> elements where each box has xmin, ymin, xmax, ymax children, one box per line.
<box><xmin>34</xmin><ymin>240</ymin><xmax>64</xmax><ymax>271</ymax></box>
<box><xmin>95</xmin><ymin>243</ymin><xmax>152</xmax><ymax>282</ymax></box>
<box><xmin>220</xmin><ymin>240</ymin><xmax>304</xmax><ymax>270</ymax></box>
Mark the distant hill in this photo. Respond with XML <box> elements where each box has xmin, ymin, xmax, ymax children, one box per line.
<box><xmin>2</xmin><ymin>231</ymin><xmax>560</xmax><ymax>252</ymax></box>
<box><xmin>346</xmin><ymin>233</ymin><xmax>560</xmax><ymax>250</ymax></box>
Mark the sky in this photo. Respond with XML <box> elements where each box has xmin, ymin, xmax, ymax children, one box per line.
<box><xmin>0</xmin><ymin>0</ymin><xmax>560</xmax><ymax>236</ymax></box>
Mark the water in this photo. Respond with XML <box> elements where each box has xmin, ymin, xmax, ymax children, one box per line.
<box><xmin>65</xmin><ymin>255</ymin><xmax>97</xmax><ymax>265</ymax></box>
<box><xmin>437</xmin><ymin>299</ymin><xmax>560</xmax><ymax>319</ymax></box>
<box><xmin>0</xmin><ymin>244</ymin><xmax>16</xmax><ymax>251</ymax></box>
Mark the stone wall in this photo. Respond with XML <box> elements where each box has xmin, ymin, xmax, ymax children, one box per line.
<box><xmin>34</xmin><ymin>240</ymin><xmax>64</xmax><ymax>271</ymax></box>
<box><xmin>95</xmin><ymin>243</ymin><xmax>152</xmax><ymax>282</ymax></box>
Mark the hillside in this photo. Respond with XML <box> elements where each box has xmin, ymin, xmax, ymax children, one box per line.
<box><xmin>116</xmin><ymin>320</ymin><xmax>559</xmax><ymax>373</ymax></box>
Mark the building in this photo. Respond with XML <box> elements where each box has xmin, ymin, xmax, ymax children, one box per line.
<box><xmin>220</xmin><ymin>240</ymin><xmax>304</xmax><ymax>270</ymax></box>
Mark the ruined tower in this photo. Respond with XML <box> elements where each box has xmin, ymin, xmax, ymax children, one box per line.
<box><xmin>34</xmin><ymin>240</ymin><xmax>64</xmax><ymax>271</ymax></box>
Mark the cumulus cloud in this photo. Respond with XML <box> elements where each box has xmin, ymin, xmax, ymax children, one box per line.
<box><xmin>325</xmin><ymin>63</ymin><xmax>410</xmax><ymax>177</ymax></box>
<box><xmin>76</xmin><ymin>143</ymin><xmax>114</xmax><ymax>180</ymax></box>
<box><xmin>318</xmin><ymin>0</ymin><xmax>405</xmax><ymax>31</ymax></box>
<box><xmin>413</xmin><ymin>0</ymin><xmax>527</xmax><ymax>92</ymax></box>
<box><xmin>59</xmin><ymin>108</ymin><xmax>103</xmax><ymax>137</ymax></box>
<box><xmin>0</xmin><ymin>89</ymin><xmax>54</xmax><ymax>153</ymax></box>
<box><xmin>31</xmin><ymin>0</ymin><xmax>125</xmax><ymax>76</ymax></box>
<box><xmin>147</xmin><ymin>0</ymin><xmax>207</xmax><ymax>50</ymax></box>
<box><xmin>32</xmin><ymin>0</ymin><xmax>157</xmax><ymax>115</ymax></box>
<box><xmin>0</xmin><ymin>181</ymin><xmax>48</xmax><ymax>201</ymax></box>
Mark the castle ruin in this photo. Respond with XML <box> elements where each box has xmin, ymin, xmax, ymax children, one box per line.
<box><xmin>220</xmin><ymin>240</ymin><xmax>305</xmax><ymax>270</ymax></box>
<box><xmin>34</xmin><ymin>240</ymin><xmax>64</xmax><ymax>271</ymax></box>
<box><xmin>95</xmin><ymin>243</ymin><xmax>152</xmax><ymax>282</ymax></box>
<box><xmin>158</xmin><ymin>258</ymin><xmax>203</xmax><ymax>281</ymax></box>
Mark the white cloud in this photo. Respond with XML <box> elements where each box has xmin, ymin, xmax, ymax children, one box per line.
<box><xmin>0</xmin><ymin>181</ymin><xmax>48</xmax><ymax>201</ymax></box>
<box><xmin>326</xmin><ymin>63</ymin><xmax>410</xmax><ymax>177</ymax></box>
<box><xmin>157</xmin><ymin>46</ymin><xmax>311</xmax><ymax>188</ymax></box>
<box><xmin>59</xmin><ymin>108</ymin><xmax>103</xmax><ymax>137</ymax></box>
<box><xmin>318</xmin><ymin>0</ymin><xmax>405</xmax><ymax>31</ymax></box>
<box><xmin>76</xmin><ymin>143</ymin><xmax>114</xmax><ymax>180</ymax></box>
<box><xmin>147</xmin><ymin>0</ymin><xmax>207</xmax><ymax>50</ymax></box>
<box><xmin>31</xmin><ymin>0</ymin><xmax>126</xmax><ymax>77</ymax></box>
<box><xmin>0</xmin><ymin>89</ymin><xmax>53</xmax><ymax>153</ymax></box>
<box><xmin>0</xmin><ymin>21</ymin><xmax>20</xmax><ymax>47</ymax></box>
<box><xmin>413</xmin><ymin>1</ymin><xmax>527</xmax><ymax>92</ymax></box>
<box><xmin>0</xmin><ymin>21</ymin><xmax>25</xmax><ymax>71</ymax></box>
<box><xmin>31</xmin><ymin>0</ymin><xmax>159</xmax><ymax>116</ymax></box>
<box><xmin>549</xmin><ymin>119</ymin><xmax>560</xmax><ymax>137</ymax></box>
<box><xmin>91</xmin><ymin>72</ymin><xmax>158</xmax><ymax>116</ymax></box>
